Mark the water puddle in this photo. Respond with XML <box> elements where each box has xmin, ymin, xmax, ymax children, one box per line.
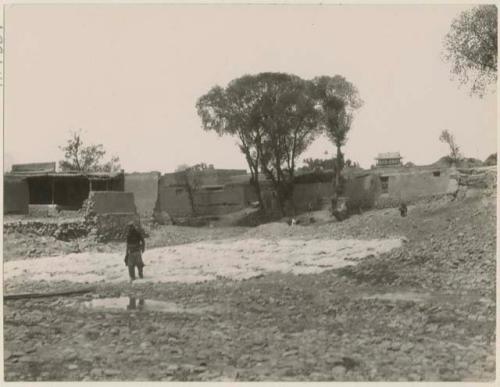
<box><xmin>81</xmin><ymin>297</ymin><xmax>222</xmax><ymax>314</ymax></box>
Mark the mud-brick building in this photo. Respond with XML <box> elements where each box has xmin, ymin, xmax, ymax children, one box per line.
<box><xmin>124</xmin><ymin>168</ymin><xmax>253</xmax><ymax>220</ymax></box>
<box><xmin>375</xmin><ymin>152</ymin><xmax>403</xmax><ymax>168</ymax></box>
<box><xmin>344</xmin><ymin>164</ymin><xmax>458</xmax><ymax>209</ymax></box>
<box><xmin>4</xmin><ymin>162</ymin><xmax>124</xmax><ymax>215</ymax></box>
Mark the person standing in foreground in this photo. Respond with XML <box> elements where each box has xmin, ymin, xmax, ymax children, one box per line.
<box><xmin>124</xmin><ymin>222</ymin><xmax>146</xmax><ymax>282</ymax></box>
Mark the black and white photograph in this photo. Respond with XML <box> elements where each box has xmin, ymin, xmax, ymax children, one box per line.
<box><xmin>1</xmin><ymin>2</ymin><xmax>497</xmax><ymax>383</ymax></box>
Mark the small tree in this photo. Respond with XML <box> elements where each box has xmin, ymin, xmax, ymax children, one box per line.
<box><xmin>301</xmin><ymin>157</ymin><xmax>336</xmax><ymax>172</ymax></box>
<box><xmin>175</xmin><ymin>163</ymin><xmax>208</xmax><ymax>215</ymax></box>
<box><xmin>439</xmin><ymin>129</ymin><xmax>462</xmax><ymax>164</ymax></box>
<box><xmin>443</xmin><ymin>5</ymin><xmax>497</xmax><ymax>96</ymax></box>
<box><xmin>59</xmin><ymin>130</ymin><xmax>121</xmax><ymax>172</ymax></box>
<box><xmin>313</xmin><ymin>75</ymin><xmax>363</xmax><ymax>196</ymax></box>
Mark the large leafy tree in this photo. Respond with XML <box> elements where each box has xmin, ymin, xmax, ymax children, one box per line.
<box><xmin>197</xmin><ymin>76</ymin><xmax>266</xmax><ymax>209</ymax></box>
<box><xmin>313</xmin><ymin>75</ymin><xmax>363</xmax><ymax>195</ymax></box>
<box><xmin>59</xmin><ymin>130</ymin><xmax>121</xmax><ymax>172</ymax></box>
<box><xmin>197</xmin><ymin>72</ymin><xmax>361</xmax><ymax>215</ymax></box>
<box><xmin>443</xmin><ymin>5</ymin><xmax>497</xmax><ymax>96</ymax></box>
<box><xmin>254</xmin><ymin>73</ymin><xmax>322</xmax><ymax>215</ymax></box>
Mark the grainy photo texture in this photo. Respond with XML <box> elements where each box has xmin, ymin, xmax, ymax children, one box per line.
<box><xmin>2</xmin><ymin>3</ymin><xmax>497</xmax><ymax>383</ymax></box>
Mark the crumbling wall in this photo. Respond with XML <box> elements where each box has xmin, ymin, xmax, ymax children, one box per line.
<box><xmin>84</xmin><ymin>191</ymin><xmax>139</xmax><ymax>241</ymax></box>
<box><xmin>124</xmin><ymin>172</ymin><xmax>160</xmax><ymax>219</ymax></box>
<box><xmin>458</xmin><ymin>167</ymin><xmax>496</xmax><ymax>189</ymax></box>
<box><xmin>28</xmin><ymin>204</ymin><xmax>59</xmax><ymax>217</ymax></box>
<box><xmin>86</xmin><ymin>191</ymin><xmax>136</xmax><ymax>214</ymax></box>
<box><xmin>194</xmin><ymin>184</ymin><xmax>247</xmax><ymax>215</ymax></box>
<box><xmin>156</xmin><ymin>183</ymin><xmax>250</xmax><ymax>219</ymax></box>
<box><xmin>455</xmin><ymin>166</ymin><xmax>497</xmax><ymax>199</ymax></box>
<box><xmin>87</xmin><ymin>213</ymin><xmax>140</xmax><ymax>241</ymax></box>
<box><xmin>3</xmin><ymin>219</ymin><xmax>89</xmax><ymax>241</ymax></box>
<box><xmin>156</xmin><ymin>186</ymin><xmax>193</xmax><ymax>218</ymax></box>
<box><xmin>159</xmin><ymin>169</ymin><xmax>247</xmax><ymax>187</ymax></box>
<box><xmin>4</xmin><ymin>176</ymin><xmax>29</xmax><ymax>214</ymax></box>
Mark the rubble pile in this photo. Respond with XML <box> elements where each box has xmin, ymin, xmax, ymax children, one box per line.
<box><xmin>85</xmin><ymin>213</ymin><xmax>141</xmax><ymax>242</ymax></box>
<box><xmin>83</xmin><ymin>194</ymin><xmax>141</xmax><ymax>242</ymax></box>
<box><xmin>458</xmin><ymin>167</ymin><xmax>496</xmax><ymax>190</ymax></box>
<box><xmin>3</xmin><ymin>219</ymin><xmax>89</xmax><ymax>241</ymax></box>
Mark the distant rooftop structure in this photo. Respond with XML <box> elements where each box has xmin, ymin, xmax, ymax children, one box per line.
<box><xmin>375</xmin><ymin>152</ymin><xmax>402</xmax><ymax>168</ymax></box>
<box><xmin>9</xmin><ymin>161</ymin><xmax>123</xmax><ymax>179</ymax></box>
<box><xmin>11</xmin><ymin>162</ymin><xmax>56</xmax><ymax>174</ymax></box>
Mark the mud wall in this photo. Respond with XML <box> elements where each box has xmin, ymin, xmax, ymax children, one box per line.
<box><xmin>375</xmin><ymin>168</ymin><xmax>454</xmax><ymax>207</ymax></box>
<box><xmin>157</xmin><ymin>186</ymin><xmax>193</xmax><ymax>217</ymax></box>
<box><xmin>292</xmin><ymin>182</ymin><xmax>333</xmax><ymax>211</ymax></box>
<box><xmin>159</xmin><ymin>169</ymin><xmax>247</xmax><ymax>187</ymax></box>
<box><xmin>344</xmin><ymin>174</ymin><xmax>379</xmax><ymax>209</ymax></box>
<box><xmin>124</xmin><ymin>172</ymin><xmax>160</xmax><ymax>219</ymax></box>
<box><xmin>84</xmin><ymin>191</ymin><xmax>139</xmax><ymax>241</ymax></box>
<box><xmin>344</xmin><ymin>168</ymin><xmax>457</xmax><ymax>209</ymax></box>
<box><xmin>156</xmin><ymin>183</ymin><xmax>251</xmax><ymax>218</ymax></box>
<box><xmin>193</xmin><ymin>184</ymin><xmax>247</xmax><ymax>216</ymax></box>
<box><xmin>4</xmin><ymin>176</ymin><xmax>29</xmax><ymax>214</ymax></box>
<box><xmin>87</xmin><ymin>191</ymin><xmax>136</xmax><ymax>214</ymax></box>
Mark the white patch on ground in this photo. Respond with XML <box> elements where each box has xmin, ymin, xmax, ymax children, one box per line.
<box><xmin>4</xmin><ymin>238</ymin><xmax>402</xmax><ymax>285</ymax></box>
<box><xmin>362</xmin><ymin>292</ymin><xmax>430</xmax><ymax>302</ymax></box>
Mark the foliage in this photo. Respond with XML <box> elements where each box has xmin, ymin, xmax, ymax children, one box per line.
<box><xmin>443</xmin><ymin>5</ymin><xmax>497</xmax><ymax>96</ymax></box>
<box><xmin>197</xmin><ymin>72</ymin><xmax>361</xmax><ymax>215</ymax></box>
<box><xmin>59</xmin><ymin>130</ymin><xmax>121</xmax><ymax>172</ymax></box>
<box><xmin>301</xmin><ymin>157</ymin><xmax>336</xmax><ymax>172</ymax></box>
<box><xmin>294</xmin><ymin>171</ymin><xmax>335</xmax><ymax>184</ymax></box>
<box><xmin>313</xmin><ymin>75</ymin><xmax>363</xmax><ymax>195</ymax></box>
<box><xmin>254</xmin><ymin>73</ymin><xmax>323</xmax><ymax>214</ymax></box>
<box><xmin>197</xmin><ymin>76</ymin><xmax>266</xmax><ymax>209</ymax></box>
<box><xmin>439</xmin><ymin>130</ymin><xmax>462</xmax><ymax>163</ymax></box>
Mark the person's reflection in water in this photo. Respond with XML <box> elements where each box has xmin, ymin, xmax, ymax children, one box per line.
<box><xmin>127</xmin><ymin>297</ymin><xmax>146</xmax><ymax>311</ymax></box>
<box><xmin>127</xmin><ymin>297</ymin><xmax>137</xmax><ymax>310</ymax></box>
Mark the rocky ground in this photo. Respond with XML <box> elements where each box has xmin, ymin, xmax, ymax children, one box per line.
<box><xmin>3</xmin><ymin>193</ymin><xmax>496</xmax><ymax>381</ymax></box>
<box><xmin>3</xmin><ymin>222</ymin><xmax>248</xmax><ymax>262</ymax></box>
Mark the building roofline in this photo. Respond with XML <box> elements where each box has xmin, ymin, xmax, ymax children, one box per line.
<box><xmin>5</xmin><ymin>171</ymin><xmax>123</xmax><ymax>179</ymax></box>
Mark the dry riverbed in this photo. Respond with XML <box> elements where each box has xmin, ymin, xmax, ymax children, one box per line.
<box><xmin>3</xmin><ymin>194</ymin><xmax>496</xmax><ymax>381</ymax></box>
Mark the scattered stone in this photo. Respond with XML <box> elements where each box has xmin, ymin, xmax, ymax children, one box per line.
<box><xmin>90</xmin><ymin>368</ymin><xmax>103</xmax><ymax>378</ymax></box>
<box><xmin>104</xmin><ymin>369</ymin><xmax>120</xmax><ymax>377</ymax></box>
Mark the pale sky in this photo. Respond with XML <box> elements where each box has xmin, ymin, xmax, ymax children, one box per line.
<box><xmin>4</xmin><ymin>4</ymin><xmax>497</xmax><ymax>173</ymax></box>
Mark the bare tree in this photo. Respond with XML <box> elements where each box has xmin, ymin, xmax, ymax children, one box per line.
<box><xmin>439</xmin><ymin>129</ymin><xmax>462</xmax><ymax>164</ymax></box>
<box><xmin>59</xmin><ymin>130</ymin><xmax>121</xmax><ymax>172</ymax></box>
<box><xmin>175</xmin><ymin>163</ymin><xmax>208</xmax><ymax>215</ymax></box>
